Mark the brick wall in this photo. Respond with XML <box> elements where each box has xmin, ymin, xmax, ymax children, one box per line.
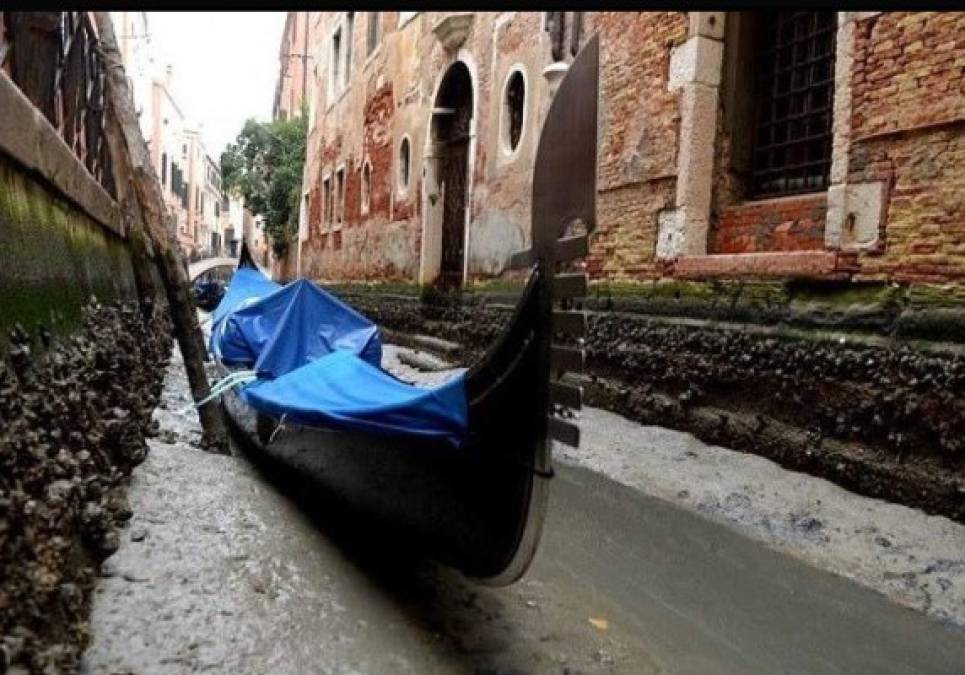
<box><xmin>294</xmin><ymin>12</ymin><xmax>965</xmax><ymax>287</ymax></box>
<box><xmin>362</xmin><ymin>83</ymin><xmax>394</xmax><ymax>222</ymax></box>
<box><xmin>584</xmin><ymin>12</ymin><xmax>687</xmax><ymax>281</ymax></box>
<box><xmin>847</xmin><ymin>12</ymin><xmax>965</xmax><ymax>282</ymax></box>
<box><xmin>849</xmin><ymin>129</ymin><xmax>965</xmax><ymax>282</ymax></box>
<box><xmin>850</xmin><ymin>12</ymin><xmax>965</xmax><ymax>139</ymax></box>
<box><xmin>712</xmin><ymin>194</ymin><xmax>827</xmax><ymax>253</ymax></box>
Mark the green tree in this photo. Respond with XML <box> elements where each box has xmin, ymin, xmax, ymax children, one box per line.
<box><xmin>221</xmin><ymin>113</ymin><xmax>307</xmax><ymax>258</ymax></box>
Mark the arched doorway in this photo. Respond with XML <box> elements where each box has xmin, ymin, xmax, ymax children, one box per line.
<box><xmin>425</xmin><ymin>61</ymin><xmax>473</xmax><ymax>290</ymax></box>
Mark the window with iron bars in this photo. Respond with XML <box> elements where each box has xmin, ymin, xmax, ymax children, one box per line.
<box><xmin>750</xmin><ymin>11</ymin><xmax>836</xmax><ymax>199</ymax></box>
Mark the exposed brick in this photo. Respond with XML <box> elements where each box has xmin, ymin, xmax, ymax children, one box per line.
<box><xmin>712</xmin><ymin>194</ymin><xmax>828</xmax><ymax>254</ymax></box>
<box><xmin>293</xmin><ymin>11</ymin><xmax>965</xmax><ymax>286</ymax></box>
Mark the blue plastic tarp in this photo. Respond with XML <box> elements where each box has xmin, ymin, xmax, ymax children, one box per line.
<box><xmin>216</xmin><ymin>278</ymin><xmax>382</xmax><ymax>376</ymax></box>
<box><xmin>242</xmin><ymin>350</ymin><xmax>468</xmax><ymax>443</ymax></box>
<box><xmin>208</xmin><ymin>263</ymin><xmax>466</xmax><ymax>443</ymax></box>
<box><xmin>210</xmin><ymin>266</ymin><xmax>281</xmax><ymax>327</ymax></box>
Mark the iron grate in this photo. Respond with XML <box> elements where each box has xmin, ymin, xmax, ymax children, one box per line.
<box><xmin>751</xmin><ymin>11</ymin><xmax>837</xmax><ymax>199</ymax></box>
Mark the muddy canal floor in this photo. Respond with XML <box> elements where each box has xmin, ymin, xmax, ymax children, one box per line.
<box><xmin>80</xmin><ymin>343</ymin><xmax>965</xmax><ymax>674</ymax></box>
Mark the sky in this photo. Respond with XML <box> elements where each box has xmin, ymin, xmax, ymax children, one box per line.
<box><xmin>146</xmin><ymin>12</ymin><xmax>287</xmax><ymax>158</ymax></box>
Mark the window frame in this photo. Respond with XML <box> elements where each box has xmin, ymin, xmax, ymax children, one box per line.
<box><xmin>748</xmin><ymin>10</ymin><xmax>837</xmax><ymax>200</ymax></box>
<box><xmin>366</xmin><ymin>12</ymin><xmax>381</xmax><ymax>58</ymax></box>
<box><xmin>343</xmin><ymin>12</ymin><xmax>355</xmax><ymax>91</ymax></box>
<box><xmin>327</xmin><ymin>24</ymin><xmax>343</xmax><ymax>107</ymax></box>
<box><xmin>499</xmin><ymin>65</ymin><xmax>528</xmax><ymax>159</ymax></box>
<box><xmin>321</xmin><ymin>172</ymin><xmax>333</xmax><ymax>232</ymax></box>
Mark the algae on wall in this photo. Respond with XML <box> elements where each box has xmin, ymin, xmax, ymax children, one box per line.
<box><xmin>0</xmin><ymin>153</ymin><xmax>138</xmax><ymax>347</ymax></box>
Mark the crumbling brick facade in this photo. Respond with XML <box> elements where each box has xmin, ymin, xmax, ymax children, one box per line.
<box><xmin>294</xmin><ymin>11</ymin><xmax>965</xmax><ymax>287</ymax></box>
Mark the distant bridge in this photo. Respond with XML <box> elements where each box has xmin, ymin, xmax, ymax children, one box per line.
<box><xmin>188</xmin><ymin>256</ymin><xmax>270</xmax><ymax>281</ymax></box>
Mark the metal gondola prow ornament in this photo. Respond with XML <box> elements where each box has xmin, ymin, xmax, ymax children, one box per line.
<box><xmin>509</xmin><ymin>34</ymin><xmax>599</xmax><ymax>451</ymax></box>
<box><xmin>469</xmin><ymin>36</ymin><xmax>598</xmax><ymax>585</ymax></box>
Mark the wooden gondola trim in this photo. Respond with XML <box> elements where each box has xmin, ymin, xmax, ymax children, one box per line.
<box><xmin>509</xmin><ymin>233</ymin><xmax>590</xmax><ymax>271</ymax></box>
<box><xmin>556</xmin><ymin>234</ymin><xmax>589</xmax><ymax>263</ymax></box>
<box><xmin>553</xmin><ymin>310</ymin><xmax>587</xmax><ymax>337</ymax></box>
<box><xmin>508</xmin><ymin>248</ymin><xmax>534</xmax><ymax>270</ymax></box>
<box><xmin>553</xmin><ymin>272</ymin><xmax>588</xmax><ymax>298</ymax></box>
<box><xmin>548</xmin><ymin>416</ymin><xmax>580</xmax><ymax>447</ymax></box>
<box><xmin>551</xmin><ymin>345</ymin><xmax>585</xmax><ymax>373</ymax></box>
<box><xmin>550</xmin><ymin>381</ymin><xmax>582</xmax><ymax>410</ymax></box>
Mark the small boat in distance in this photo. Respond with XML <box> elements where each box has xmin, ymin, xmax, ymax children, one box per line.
<box><xmin>214</xmin><ymin>35</ymin><xmax>599</xmax><ymax>585</ymax></box>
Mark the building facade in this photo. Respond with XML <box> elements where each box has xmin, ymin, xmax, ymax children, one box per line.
<box><xmin>113</xmin><ymin>13</ymin><xmax>230</xmax><ymax>261</ymax></box>
<box><xmin>273</xmin><ymin>11</ymin><xmax>313</xmax><ymax>122</ymax></box>
<box><xmin>294</xmin><ymin>11</ymin><xmax>965</xmax><ymax>287</ymax></box>
<box><xmin>284</xmin><ymin>11</ymin><xmax>965</xmax><ymax>528</ymax></box>
<box><xmin>110</xmin><ymin>11</ymin><xmax>154</xmax><ymax>141</ymax></box>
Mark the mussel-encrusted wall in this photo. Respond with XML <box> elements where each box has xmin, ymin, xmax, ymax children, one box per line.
<box><xmin>0</xmin><ymin>300</ymin><xmax>171</xmax><ymax>673</ymax></box>
<box><xmin>338</xmin><ymin>286</ymin><xmax>965</xmax><ymax>522</ymax></box>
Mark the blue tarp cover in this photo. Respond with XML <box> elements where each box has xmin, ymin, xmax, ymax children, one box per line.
<box><xmin>210</xmin><ymin>264</ymin><xmax>467</xmax><ymax>443</ymax></box>
<box><xmin>214</xmin><ymin>278</ymin><xmax>382</xmax><ymax>375</ymax></box>
<box><xmin>211</xmin><ymin>266</ymin><xmax>281</xmax><ymax>327</ymax></box>
<box><xmin>242</xmin><ymin>350</ymin><xmax>468</xmax><ymax>442</ymax></box>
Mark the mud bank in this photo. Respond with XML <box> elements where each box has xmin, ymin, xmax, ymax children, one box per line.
<box><xmin>385</xmin><ymin>345</ymin><xmax>965</xmax><ymax>630</ymax></box>
<box><xmin>83</xmin><ymin>342</ymin><xmax>964</xmax><ymax>672</ymax></box>
<box><xmin>0</xmin><ymin>300</ymin><xmax>170</xmax><ymax>673</ymax></box>
<box><xmin>81</xmin><ymin>346</ymin><xmax>658</xmax><ymax>675</ymax></box>
<box><xmin>338</xmin><ymin>290</ymin><xmax>964</xmax><ymax>522</ymax></box>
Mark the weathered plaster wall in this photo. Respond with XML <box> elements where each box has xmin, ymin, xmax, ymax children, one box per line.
<box><xmin>301</xmin><ymin>12</ymin><xmax>621</xmax><ymax>283</ymax></box>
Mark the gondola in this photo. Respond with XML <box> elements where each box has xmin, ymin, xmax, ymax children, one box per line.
<box><xmin>192</xmin><ymin>276</ymin><xmax>225</xmax><ymax>312</ymax></box>
<box><xmin>215</xmin><ymin>36</ymin><xmax>599</xmax><ymax>585</ymax></box>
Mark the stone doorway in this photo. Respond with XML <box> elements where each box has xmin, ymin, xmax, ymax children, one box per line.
<box><xmin>422</xmin><ymin>61</ymin><xmax>473</xmax><ymax>290</ymax></box>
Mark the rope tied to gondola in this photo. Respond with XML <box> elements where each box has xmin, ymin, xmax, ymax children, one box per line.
<box><xmin>180</xmin><ymin>370</ymin><xmax>257</xmax><ymax>415</ymax></box>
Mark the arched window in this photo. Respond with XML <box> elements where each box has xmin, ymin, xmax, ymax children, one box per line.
<box><xmin>361</xmin><ymin>160</ymin><xmax>372</xmax><ymax>215</ymax></box>
<box><xmin>398</xmin><ymin>137</ymin><xmax>411</xmax><ymax>192</ymax></box>
<box><xmin>502</xmin><ymin>69</ymin><xmax>526</xmax><ymax>154</ymax></box>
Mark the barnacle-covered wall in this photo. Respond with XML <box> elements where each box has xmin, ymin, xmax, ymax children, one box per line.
<box><xmin>1</xmin><ymin>54</ymin><xmax>170</xmax><ymax>670</ymax></box>
<box><xmin>331</xmin><ymin>280</ymin><xmax>965</xmax><ymax>523</ymax></box>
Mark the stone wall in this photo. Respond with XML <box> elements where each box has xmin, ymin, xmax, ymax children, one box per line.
<box><xmin>0</xmin><ymin>69</ymin><xmax>140</xmax><ymax>352</ymax></box>
<box><xmin>0</xmin><ymin>62</ymin><xmax>172</xmax><ymax>671</ymax></box>
<box><xmin>0</xmin><ymin>153</ymin><xmax>139</xmax><ymax>348</ymax></box>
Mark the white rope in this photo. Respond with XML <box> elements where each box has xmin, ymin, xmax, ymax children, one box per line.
<box><xmin>179</xmin><ymin>370</ymin><xmax>257</xmax><ymax>415</ymax></box>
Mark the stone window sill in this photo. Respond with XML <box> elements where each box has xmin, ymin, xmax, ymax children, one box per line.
<box><xmin>674</xmin><ymin>251</ymin><xmax>851</xmax><ymax>280</ymax></box>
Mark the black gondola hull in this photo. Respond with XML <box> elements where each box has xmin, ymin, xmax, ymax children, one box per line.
<box><xmin>219</xmin><ymin>270</ymin><xmax>553</xmax><ymax>585</ymax></box>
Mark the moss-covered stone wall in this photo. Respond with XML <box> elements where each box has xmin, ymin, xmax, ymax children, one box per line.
<box><xmin>0</xmin><ymin>153</ymin><xmax>138</xmax><ymax>349</ymax></box>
